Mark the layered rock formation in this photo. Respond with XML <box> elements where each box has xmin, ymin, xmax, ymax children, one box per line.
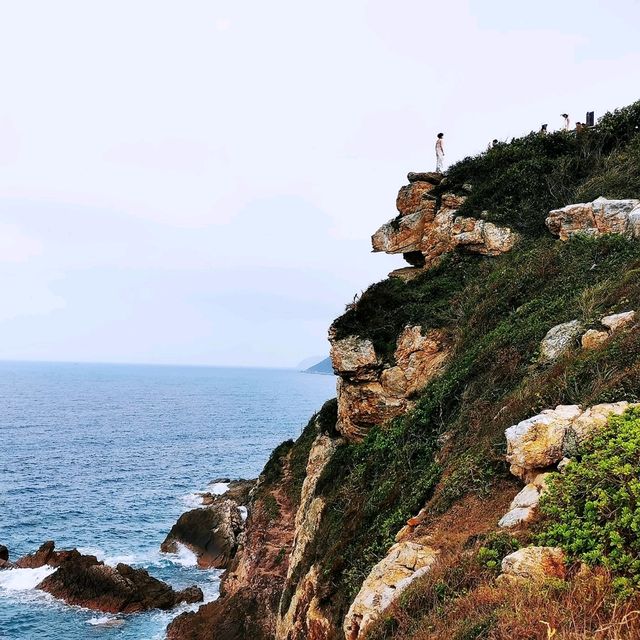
<box><xmin>329</xmin><ymin>325</ymin><xmax>450</xmax><ymax>441</ymax></box>
<box><xmin>546</xmin><ymin>197</ymin><xmax>640</xmax><ymax>240</ymax></box>
<box><xmin>343</xmin><ymin>542</ymin><xmax>437</xmax><ymax>640</ymax></box>
<box><xmin>372</xmin><ymin>173</ymin><xmax>518</xmax><ymax>274</ymax></box>
<box><xmin>276</xmin><ymin>432</ymin><xmax>342</xmax><ymax>640</ymax></box>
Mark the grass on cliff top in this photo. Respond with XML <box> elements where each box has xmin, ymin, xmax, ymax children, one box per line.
<box><xmin>440</xmin><ymin>99</ymin><xmax>640</xmax><ymax>237</ymax></box>
<box><xmin>306</xmin><ymin>234</ymin><xmax>640</xmax><ymax>627</ymax></box>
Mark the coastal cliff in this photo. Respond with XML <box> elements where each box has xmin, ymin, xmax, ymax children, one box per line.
<box><xmin>168</xmin><ymin>100</ymin><xmax>640</xmax><ymax>640</ymax></box>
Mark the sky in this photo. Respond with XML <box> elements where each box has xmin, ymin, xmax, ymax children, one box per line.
<box><xmin>1</xmin><ymin>0</ymin><xmax>639</xmax><ymax>367</ymax></box>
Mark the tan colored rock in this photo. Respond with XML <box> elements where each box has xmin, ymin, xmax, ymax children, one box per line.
<box><xmin>388</xmin><ymin>267</ymin><xmax>424</xmax><ymax>281</ymax></box>
<box><xmin>601</xmin><ymin>310</ymin><xmax>636</xmax><ymax>332</ymax></box>
<box><xmin>331</xmin><ymin>326</ymin><xmax>450</xmax><ymax>441</ymax></box>
<box><xmin>498</xmin><ymin>478</ymin><xmax>549</xmax><ymax>528</ymax></box>
<box><xmin>329</xmin><ymin>335</ymin><xmax>379</xmax><ymax>380</ymax></box>
<box><xmin>396</xmin><ymin>182</ymin><xmax>438</xmax><ymax>217</ymax></box>
<box><xmin>539</xmin><ymin>320</ymin><xmax>583</xmax><ymax>361</ymax></box>
<box><xmin>277</xmin><ymin>433</ymin><xmax>341</xmax><ymax>640</ymax></box>
<box><xmin>546</xmin><ymin>197</ymin><xmax>640</xmax><ymax>240</ymax></box>
<box><xmin>501</xmin><ymin>546</ymin><xmax>566</xmax><ymax>581</ymax></box>
<box><xmin>343</xmin><ymin>542</ymin><xmax>437</xmax><ymax>640</ymax></box>
<box><xmin>505</xmin><ymin>405</ymin><xmax>581</xmax><ymax>479</ymax></box>
<box><xmin>506</xmin><ymin>403</ymin><xmax>639</xmax><ymax>479</ymax></box>
<box><xmin>440</xmin><ymin>193</ymin><xmax>467</xmax><ymax>211</ymax></box>
<box><xmin>371</xmin><ymin>211</ymin><xmax>427</xmax><ymax>254</ymax></box>
<box><xmin>372</xmin><ymin>195</ymin><xmax>517</xmax><ymax>269</ymax></box>
<box><xmin>407</xmin><ymin>171</ymin><xmax>442</xmax><ymax>185</ymax></box>
<box><xmin>581</xmin><ymin>329</ymin><xmax>609</xmax><ymax>350</ymax></box>
<box><xmin>569</xmin><ymin>402</ymin><xmax>634</xmax><ymax>448</ymax></box>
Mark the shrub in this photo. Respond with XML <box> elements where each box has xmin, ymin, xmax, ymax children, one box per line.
<box><xmin>538</xmin><ymin>407</ymin><xmax>640</xmax><ymax>589</ymax></box>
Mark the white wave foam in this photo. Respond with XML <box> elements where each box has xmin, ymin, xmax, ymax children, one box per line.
<box><xmin>182</xmin><ymin>492</ymin><xmax>204</xmax><ymax>509</ymax></box>
<box><xmin>0</xmin><ymin>566</ymin><xmax>56</xmax><ymax>591</ymax></box>
<box><xmin>162</xmin><ymin>542</ymin><xmax>198</xmax><ymax>568</ymax></box>
<box><xmin>209</xmin><ymin>482</ymin><xmax>229</xmax><ymax>495</ymax></box>
<box><xmin>239</xmin><ymin>506</ymin><xmax>248</xmax><ymax>521</ymax></box>
<box><xmin>87</xmin><ymin>615</ymin><xmax>124</xmax><ymax>627</ymax></box>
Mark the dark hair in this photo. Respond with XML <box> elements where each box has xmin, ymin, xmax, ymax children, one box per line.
<box><xmin>492</xmin><ymin>139</ymin><xmax>498</xmax><ymax>143</ymax></box>
<box><xmin>437</xmin><ymin>132</ymin><xmax>444</xmax><ymax>138</ymax></box>
<box><xmin>561</xmin><ymin>113</ymin><xmax>568</xmax><ymax>118</ymax></box>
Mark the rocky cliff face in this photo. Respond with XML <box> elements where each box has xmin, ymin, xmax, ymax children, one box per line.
<box><xmin>329</xmin><ymin>325</ymin><xmax>450</xmax><ymax>441</ymax></box>
<box><xmin>371</xmin><ymin>173</ymin><xmax>518</xmax><ymax>277</ymax></box>
<box><xmin>166</xmin><ymin>156</ymin><xmax>640</xmax><ymax>640</ymax></box>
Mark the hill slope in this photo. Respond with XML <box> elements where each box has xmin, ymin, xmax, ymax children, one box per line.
<box><xmin>168</xmin><ymin>99</ymin><xmax>640</xmax><ymax>640</ymax></box>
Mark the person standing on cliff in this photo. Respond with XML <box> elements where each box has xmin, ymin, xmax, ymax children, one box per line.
<box><xmin>435</xmin><ymin>133</ymin><xmax>445</xmax><ymax>173</ymax></box>
<box><xmin>561</xmin><ymin>113</ymin><xmax>570</xmax><ymax>131</ymax></box>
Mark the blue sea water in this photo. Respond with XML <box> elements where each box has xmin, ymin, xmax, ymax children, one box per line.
<box><xmin>0</xmin><ymin>361</ymin><xmax>335</xmax><ymax>640</ymax></box>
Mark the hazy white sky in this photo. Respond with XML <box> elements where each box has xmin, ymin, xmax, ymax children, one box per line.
<box><xmin>1</xmin><ymin>0</ymin><xmax>639</xmax><ymax>367</ymax></box>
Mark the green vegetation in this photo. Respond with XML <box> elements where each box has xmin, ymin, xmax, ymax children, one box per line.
<box><xmin>538</xmin><ymin>407</ymin><xmax>640</xmax><ymax>591</ymax></box>
<box><xmin>441</xmin><ymin>100</ymin><xmax>640</xmax><ymax>236</ymax></box>
<box><xmin>275</xmin><ymin>100</ymin><xmax>640</xmax><ymax>635</ymax></box>
<box><xmin>477</xmin><ymin>533</ymin><xmax>520</xmax><ymax>572</ymax></box>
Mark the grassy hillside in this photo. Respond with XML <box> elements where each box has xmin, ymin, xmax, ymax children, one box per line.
<box><xmin>290</xmin><ymin>100</ymin><xmax>640</xmax><ymax>638</ymax></box>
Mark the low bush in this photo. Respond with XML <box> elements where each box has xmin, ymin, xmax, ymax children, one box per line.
<box><xmin>538</xmin><ymin>407</ymin><xmax>640</xmax><ymax>592</ymax></box>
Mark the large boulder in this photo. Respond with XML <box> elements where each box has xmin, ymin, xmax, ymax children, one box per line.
<box><xmin>343</xmin><ymin>542</ymin><xmax>437</xmax><ymax>640</ymax></box>
<box><xmin>161</xmin><ymin>498</ymin><xmax>244</xmax><ymax>569</ymax></box>
<box><xmin>37</xmin><ymin>554</ymin><xmax>202</xmax><ymax>613</ymax></box>
<box><xmin>500</xmin><ymin>546</ymin><xmax>566</xmax><ymax>582</ymax></box>
<box><xmin>601</xmin><ymin>310</ymin><xmax>636</xmax><ymax>332</ymax></box>
<box><xmin>546</xmin><ymin>197</ymin><xmax>640</xmax><ymax>240</ymax></box>
<box><xmin>328</xmin><ymin>335</ymin><xmax>379</xmax><ymax>381</ymax></box>
<box><xmin>539</xmin><ymin>320</ymin><xmax>583</xmax><ymax>362</ymax></box>
<box><xmin>396</xmin><ymin>182</ymin><xmax>437</xmax><ymax>218</ymax></box>
<box><xmin>506</xmin><ymin>402</ymin><xmax>638</xmax><ymax>480</ymax></box>
<box><xmin>498</xmin><ymin>474</ymin><xmax>550</xmax><ymax>528</ymax></box>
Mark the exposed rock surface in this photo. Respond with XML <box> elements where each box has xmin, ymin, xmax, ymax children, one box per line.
<box><xmin>330</xmin><ymin>325</ymin><xmax>450</xmax><ymax>440</ymax></box>
<box><xmin>343</xmin><ymin>542</ymin><xmax>437</xmax><ymax>640</ymax></box>
<box><xmin>500</xmin><ymin>546</ymin><xmax>566</xmax><ymax>582</ymax></box>
<box><xmin>0</xmin><ymin>544</ymin><xmax>13</xmax><ymax>569</ymax></box>
<box><xmin>498</xmin><ymin>473</ymin><xmax>550</xmax><ymax>528</ymax></box>
<box><xmin>161</xmin><ymin>500</ymin><xmax>244</xmax><ymax>569</ymax></box>
<box><xmin>167</xmin><ymin>431</ymin><xmax>305</xmax><ymax>640</ymax></box>
<box><xmin>581</xmin><ymin>329</ymin><xmax>609</xmax><ymax>350</ymax></box>
<box><xmin>505</xmin><ymin>402</ymin><xmax>637</xmax><ymax>480</ymax></box>
<box><xmin>13</xmin><ymin>542</ymin><xmax>202</xmax><ymax>613</ymax></box>
<box><xmin>38</xmin><ymin>555</ymin><xmax>202</xmax><ymax>613</ymax></box>
<box><xmin>372</xmin><ymin>173</ymin><xmax>517</xmax><ymax>270</ymax></box>
<box><xmin>539</xmin><ymin>320</ymin><xmax>584</xmax><ymax>362</ymax></box>
<box><xmin>276</xmin><ymin>433</ymin><xmax>342</xmax><ymax>640</ymax></box>
<box><xmin>546</xmin><ymin>197</ymin><xmax>640</xmax><ymax>240</ymax></box>
<box><xmin>602</xmin><ymin>310</ymin><xmax>636</xmax><ymax>332</ymax></box>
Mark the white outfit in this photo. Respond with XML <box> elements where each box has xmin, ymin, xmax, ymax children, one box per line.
<box><xmin>435</xmin><ymin>141</ymin><xmax>444</xmax><ymax>172</ymax></box>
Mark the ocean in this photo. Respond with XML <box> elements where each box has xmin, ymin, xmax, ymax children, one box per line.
<box><xmin>0</xmin><ymin>361</ymin><xmax>335</xmax><ymax>639</ymax></box>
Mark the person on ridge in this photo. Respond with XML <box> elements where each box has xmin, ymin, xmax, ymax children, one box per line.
<box><xmin>540</xmin><ymin>124</ymin><xmax>548</xmax><ymax>135</ymax></box>
<box><xmin>561</xmin><ymin>113</ymin><xmax>570</xmax><ymax>130</ymax></box>
<box><xmin>435</xmin><ymin>132</ymin><xmax>445</xmax><ymax>173</ymax></box>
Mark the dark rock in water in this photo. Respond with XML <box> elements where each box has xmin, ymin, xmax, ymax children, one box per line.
<box><xmin>200</xmin><ymin>479</ymin><xmax>255</xmax><ymax>506</ymax></box>
<box><xmin>161</xmin><ymin>499</ymin><xmax>244</xmax><ymax>569</ymax></box>
<box><xmin>15</xmin><ymin>541</ymin><xmax>82</xmax><ymax>568</ymax></box>
<box><xmin>36</xmin><ymin>554</ymin><xmax>203</xmax><ymax>613</ymax></box>
<box><xmin>0</xmin><ymin>544</ymin><xmax>14</xmax><ymax>569</ymax></box>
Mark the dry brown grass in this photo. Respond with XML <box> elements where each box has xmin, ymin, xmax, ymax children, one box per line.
<box><xmin>366</xmin><ymin>561</ymin><xmax>640</xmax><ymax>640</ymax></box>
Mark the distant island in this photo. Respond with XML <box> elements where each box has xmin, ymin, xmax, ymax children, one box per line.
<box><xmin>303</xmin><ymin>356</ymin><xmax>333</xmax><ymax>375</ymax></box>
